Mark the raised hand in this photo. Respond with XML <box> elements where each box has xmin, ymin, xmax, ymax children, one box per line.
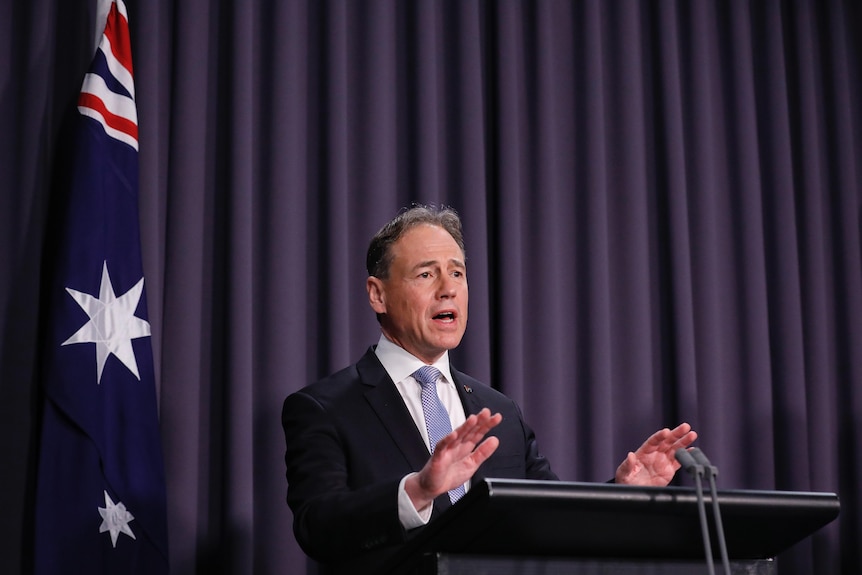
<box><xmin>405</xmin><ymin>408</ymin><xmax>502</xmax><ymax>510</ymax></box>
<box><xmin>614</xmin><ymin>422</ymin><xmax>698</xmax><ymax>486</ymax></box>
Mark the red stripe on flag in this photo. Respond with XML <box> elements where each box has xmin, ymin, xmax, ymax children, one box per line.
<box><xmin>78</xmin><ymin>92</ymin><xmax>138</xmax><ymax>142</ymax></box>
<box><xmin>104</xmin><ymin>2</ymin><xmax>134</xmax><ymax>76</ymax></box>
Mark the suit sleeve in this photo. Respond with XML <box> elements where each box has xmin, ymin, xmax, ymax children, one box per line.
<box><xmin>519</xmin><ymin>405</ymin><xmax>559</xmax><ymax>480</ymax></box>
<box><xmin>281</xmin><ymin>390</ymin><xmax>407</xmax><ymax>562</ymax></box>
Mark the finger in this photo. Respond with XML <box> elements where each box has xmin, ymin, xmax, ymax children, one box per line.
<box><xmin>651</xmin><ymin>424</ymin><xmax>694</xmax><ymax>452</ymax></box>
<box><xmin>615</xmin><ymin>451</ymin><xmax>640</xmax><ymax>484</ymax></box>
<box><xmin>467</xmin><ymin>436</ymin><xmax>500</xmax><ymax>468</ymax></box>
<box><xmin>474</xmin><ymin>408</ymin><xmax>502</xmax><ymax>430</ymax></box>
<box><xmin>671</xmin><ymin>430</ymin><xmax>697</xmax><ymax>450</ymax></box>
<box><xmin>445</xmin><ymin>410</ymin><xmax>488</xmax><ymax>443</ymax></box>
<box><xmin>473</xmin><ymin>411</ymin><xmax>502</xmax><ymax>433</ymax></box>
<box><xmin>456</xmin><ymin>409</ymin><xmax>501</xmax><ymax>436</ymax></box>
<box><xmin>455</xmin><ymin>408</ymin><xmax>492</xmax><ymax>433</ymax></box>
<box><xmin>448</xmin><ymin>420</ymin><xmax>500</xmax><ymax>455</ymax></box>
<box><xmin>461</xmin><ymin>412</ymin><xmax>502</xmax><ymax>445</ymax></box>
<box><xmin>436</xmin><ymin>412</ymin><xmax>502</xmax><ymax>461</ymax></box>
<box><xmin>637</xmin><ymin>428</ymin><xmax>671</xmax><ymax>454</ymax></box>
<box><xmin>669</xmin><ymin>422</ymin><xmax>692</xmax><ymax>439</ymax></box>
<box><xmin>436</xmin><ymin>415</ymin><xmax>498</xmax><ymax>453</ymax></box>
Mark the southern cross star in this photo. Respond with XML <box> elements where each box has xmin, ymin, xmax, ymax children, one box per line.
<box><xmin>62</xmin><ymin>261</ymin><xmax>151</xmax><ymax>383</ymax></box>
<box><xmin>98</xmin><ymin>490</ymin><xmax>136</xmax><ymax>547</ymax></box>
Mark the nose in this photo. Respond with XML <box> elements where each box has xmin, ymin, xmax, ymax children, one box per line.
<box><xmin>437</xmin><ymin>274</ymin><xmax>457</xmax><ymax>298</ymax></box>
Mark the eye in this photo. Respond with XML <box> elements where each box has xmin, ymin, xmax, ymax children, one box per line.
<box><xmin>419</xmin><ymin>271</ymin><xmax>433</xmax><ymax>279</ymax></box>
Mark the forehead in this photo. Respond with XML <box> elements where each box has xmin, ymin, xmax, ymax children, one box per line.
<box><xmin>392</xmin><ymin>224</ymin><xmax>464</xmax><ymax>263</ymax></box>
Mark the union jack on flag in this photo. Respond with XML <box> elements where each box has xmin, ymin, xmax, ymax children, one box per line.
<box><xmin>34</xmin><ymin>1</ymin><xmax>169</xmax><ymax>573</ymax></box>
<box><xmin>77</xmin><ymin>2</ymin><xmax>139</xmax><ymax>152</ymax></box>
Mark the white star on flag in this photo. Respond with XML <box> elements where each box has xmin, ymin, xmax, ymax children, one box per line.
<box><xmin>98</xmin><ymin>490</ymin><xmax>136</xmax><ymax>547</ymax></box>
<box><xmin>62</xmin><ymin>261</ymin><xmax>151</xmax><ymax>383</ymax></box>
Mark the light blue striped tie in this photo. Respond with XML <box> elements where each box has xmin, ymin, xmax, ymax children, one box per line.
<box><xmin>413</xmin><ymin>366</ymin><xmax>466</xmax><ymax>503</ymax></box>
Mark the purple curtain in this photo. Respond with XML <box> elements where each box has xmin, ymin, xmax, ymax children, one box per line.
<box><xmin>1</xmin><ymin>1</ymin><xmax>859</xmax><ymax>573</ymax></box>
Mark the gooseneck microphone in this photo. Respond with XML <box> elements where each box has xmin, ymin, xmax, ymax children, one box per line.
<box><xmin>675</xmin><ymin>448</ymin><xmax>715</xmax><ymax>575</ymax></box>
<box><xmin>690</xmin><ymin>448</ymin><xmax>731</xmax><ymax>575</ymax></box>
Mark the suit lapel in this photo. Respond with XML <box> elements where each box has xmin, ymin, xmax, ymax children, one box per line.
<box><xmin>356</xmin><ymin>349</ymin><xmax>431</xmax><ymax>472</ymax></box>
<box><xmin>451</xmin><ymin>367</ymin><xmax>484</xmax><ymax>416</ymax></box>
<box><xmin>450</xmin><ymin>367</ymin><xmax>492</xmax><ymax>487</ymax></box>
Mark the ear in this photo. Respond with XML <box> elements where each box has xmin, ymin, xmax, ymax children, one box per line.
<box><xmin>367</xmin><ymin>276</ymin><xmax>387</xmax><ymax>314</ymax></box>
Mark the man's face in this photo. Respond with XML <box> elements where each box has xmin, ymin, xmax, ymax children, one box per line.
<box><xmin>367</xmin><ymin>224</ymin><xmax>468</xmax><ymax>364</ymax></box>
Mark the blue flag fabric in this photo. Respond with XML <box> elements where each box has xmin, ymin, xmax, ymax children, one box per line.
<box><xmin>34</xmin><ymin>1</ymin><xmax>169</xmax><ymax>572</ymax></box>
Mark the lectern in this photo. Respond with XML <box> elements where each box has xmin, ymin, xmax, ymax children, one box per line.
<box><xmin>382</xmin><ymin>478</ymin><xmax>840</xmax><ymax>575</ymax></box>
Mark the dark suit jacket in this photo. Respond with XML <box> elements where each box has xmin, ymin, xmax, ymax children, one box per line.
<box><xmin>281</xmin><ymin>347</ymin><xmax>557</xmax><ymax>572</ymax></box>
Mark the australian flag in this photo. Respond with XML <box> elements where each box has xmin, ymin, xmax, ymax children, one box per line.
<box><xmin>34</xmin><ymin>1</ymin><xmax>169</xmax><ymax>572</ymax></box>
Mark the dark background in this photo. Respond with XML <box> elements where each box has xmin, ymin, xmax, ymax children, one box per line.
<box><xmin>1</xmin><ymin>0</ymin><xmax>859</xmax><ymax>573</ymax></box>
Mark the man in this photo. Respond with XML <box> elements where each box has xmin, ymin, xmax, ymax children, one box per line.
<box><xmin>282</xmin><ymin>205</ymin><xmax>697</xmax><ymax>573</ymax></box>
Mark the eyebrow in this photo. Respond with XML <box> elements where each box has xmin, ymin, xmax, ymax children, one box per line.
<box><xmin>413</xmin><ymin>258</ymin><xmax>466</xmax><ymax>271</ymax></box>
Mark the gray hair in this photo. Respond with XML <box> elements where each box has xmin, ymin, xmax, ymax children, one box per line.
<box><xmin>366</xmin><ymin>205</ymin><xmax>466</xmax><ymax>279</ymax></box>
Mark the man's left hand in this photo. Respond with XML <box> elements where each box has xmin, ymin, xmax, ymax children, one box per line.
<box><xmin>614</xmin><ymin>422</ymin><xmax>697</xmax><ymax>486</ymax></box>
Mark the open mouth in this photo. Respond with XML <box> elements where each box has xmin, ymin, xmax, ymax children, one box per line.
<box><xmin>433</xmin><ymin>311</ymin><xmax>456</xmax><ymax>322</ymax></box>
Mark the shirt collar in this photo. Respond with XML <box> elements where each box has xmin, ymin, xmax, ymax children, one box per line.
<box><xmin>374</xmin><ymin>333</ymin><xmax>454</xmax><ymax>386</ymax></box>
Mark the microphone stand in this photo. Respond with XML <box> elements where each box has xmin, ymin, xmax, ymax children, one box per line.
<box><xmin>675</xmin><ymin>448</ymin><xmax>716</xmax><ymax>575</ymax></box>
<box><xmin>691</xmin><ymin>448</ymin><xmax>732</xmax><ymax>575</ymax></box>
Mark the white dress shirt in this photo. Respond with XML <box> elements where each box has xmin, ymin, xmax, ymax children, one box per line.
<box><xmin>373</xmin><ymin>334</ymin><xmax>469</xmax><ymax>528</ymax></box>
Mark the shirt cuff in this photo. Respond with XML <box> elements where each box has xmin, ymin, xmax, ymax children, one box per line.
<box><xmin>398</xmin><ymin>473</ymin><xmax>433</xmax><ymax>529</ymax></box>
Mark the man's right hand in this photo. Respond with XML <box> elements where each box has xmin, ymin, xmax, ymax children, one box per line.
<box><xmin>404</xmin><ymin>408</ymin><xmax>502</xmax><ymax>511</ymax></box>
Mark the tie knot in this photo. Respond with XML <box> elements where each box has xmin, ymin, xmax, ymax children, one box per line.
<box><xmin>413</xmin><ymin>366</ymin><xmax>442</xmax><ymax>388</ymax></box>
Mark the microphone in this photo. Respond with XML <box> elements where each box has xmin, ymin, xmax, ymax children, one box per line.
<box><xmin>676</xmin><ymin>448</ymin><xmax>715</xmax><ymax>575</ymax></box>
<box><xmin>674</xmin><ymin>447</ymin><xmax>700</xmax><ymax>475</ymax></box>
<box><xmin>690</xmin><ymin>448</ymin><xmax>731</xmax><ymax>575</ymax></box>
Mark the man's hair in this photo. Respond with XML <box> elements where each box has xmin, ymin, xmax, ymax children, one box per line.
<box><xmin>366</xmin><ymin>205</ymin><xmax>466</xmax><ymax>279</ymax></box>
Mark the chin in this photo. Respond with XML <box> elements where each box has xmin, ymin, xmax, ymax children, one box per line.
<box><xmin>438</xmin><ymin>335</ymin><xmax>465</xmax><ymax>350</ymax></box>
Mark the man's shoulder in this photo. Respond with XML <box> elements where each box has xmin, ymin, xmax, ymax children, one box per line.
<box><xmin>308</xmin><ymin>363</ymin><xmax>360</xmax><ymax>390</ymax></box>
<box><xmin>290</xmin><ymin>347</ymin><xmax>384</xmax><ymax>401</ymax></box>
